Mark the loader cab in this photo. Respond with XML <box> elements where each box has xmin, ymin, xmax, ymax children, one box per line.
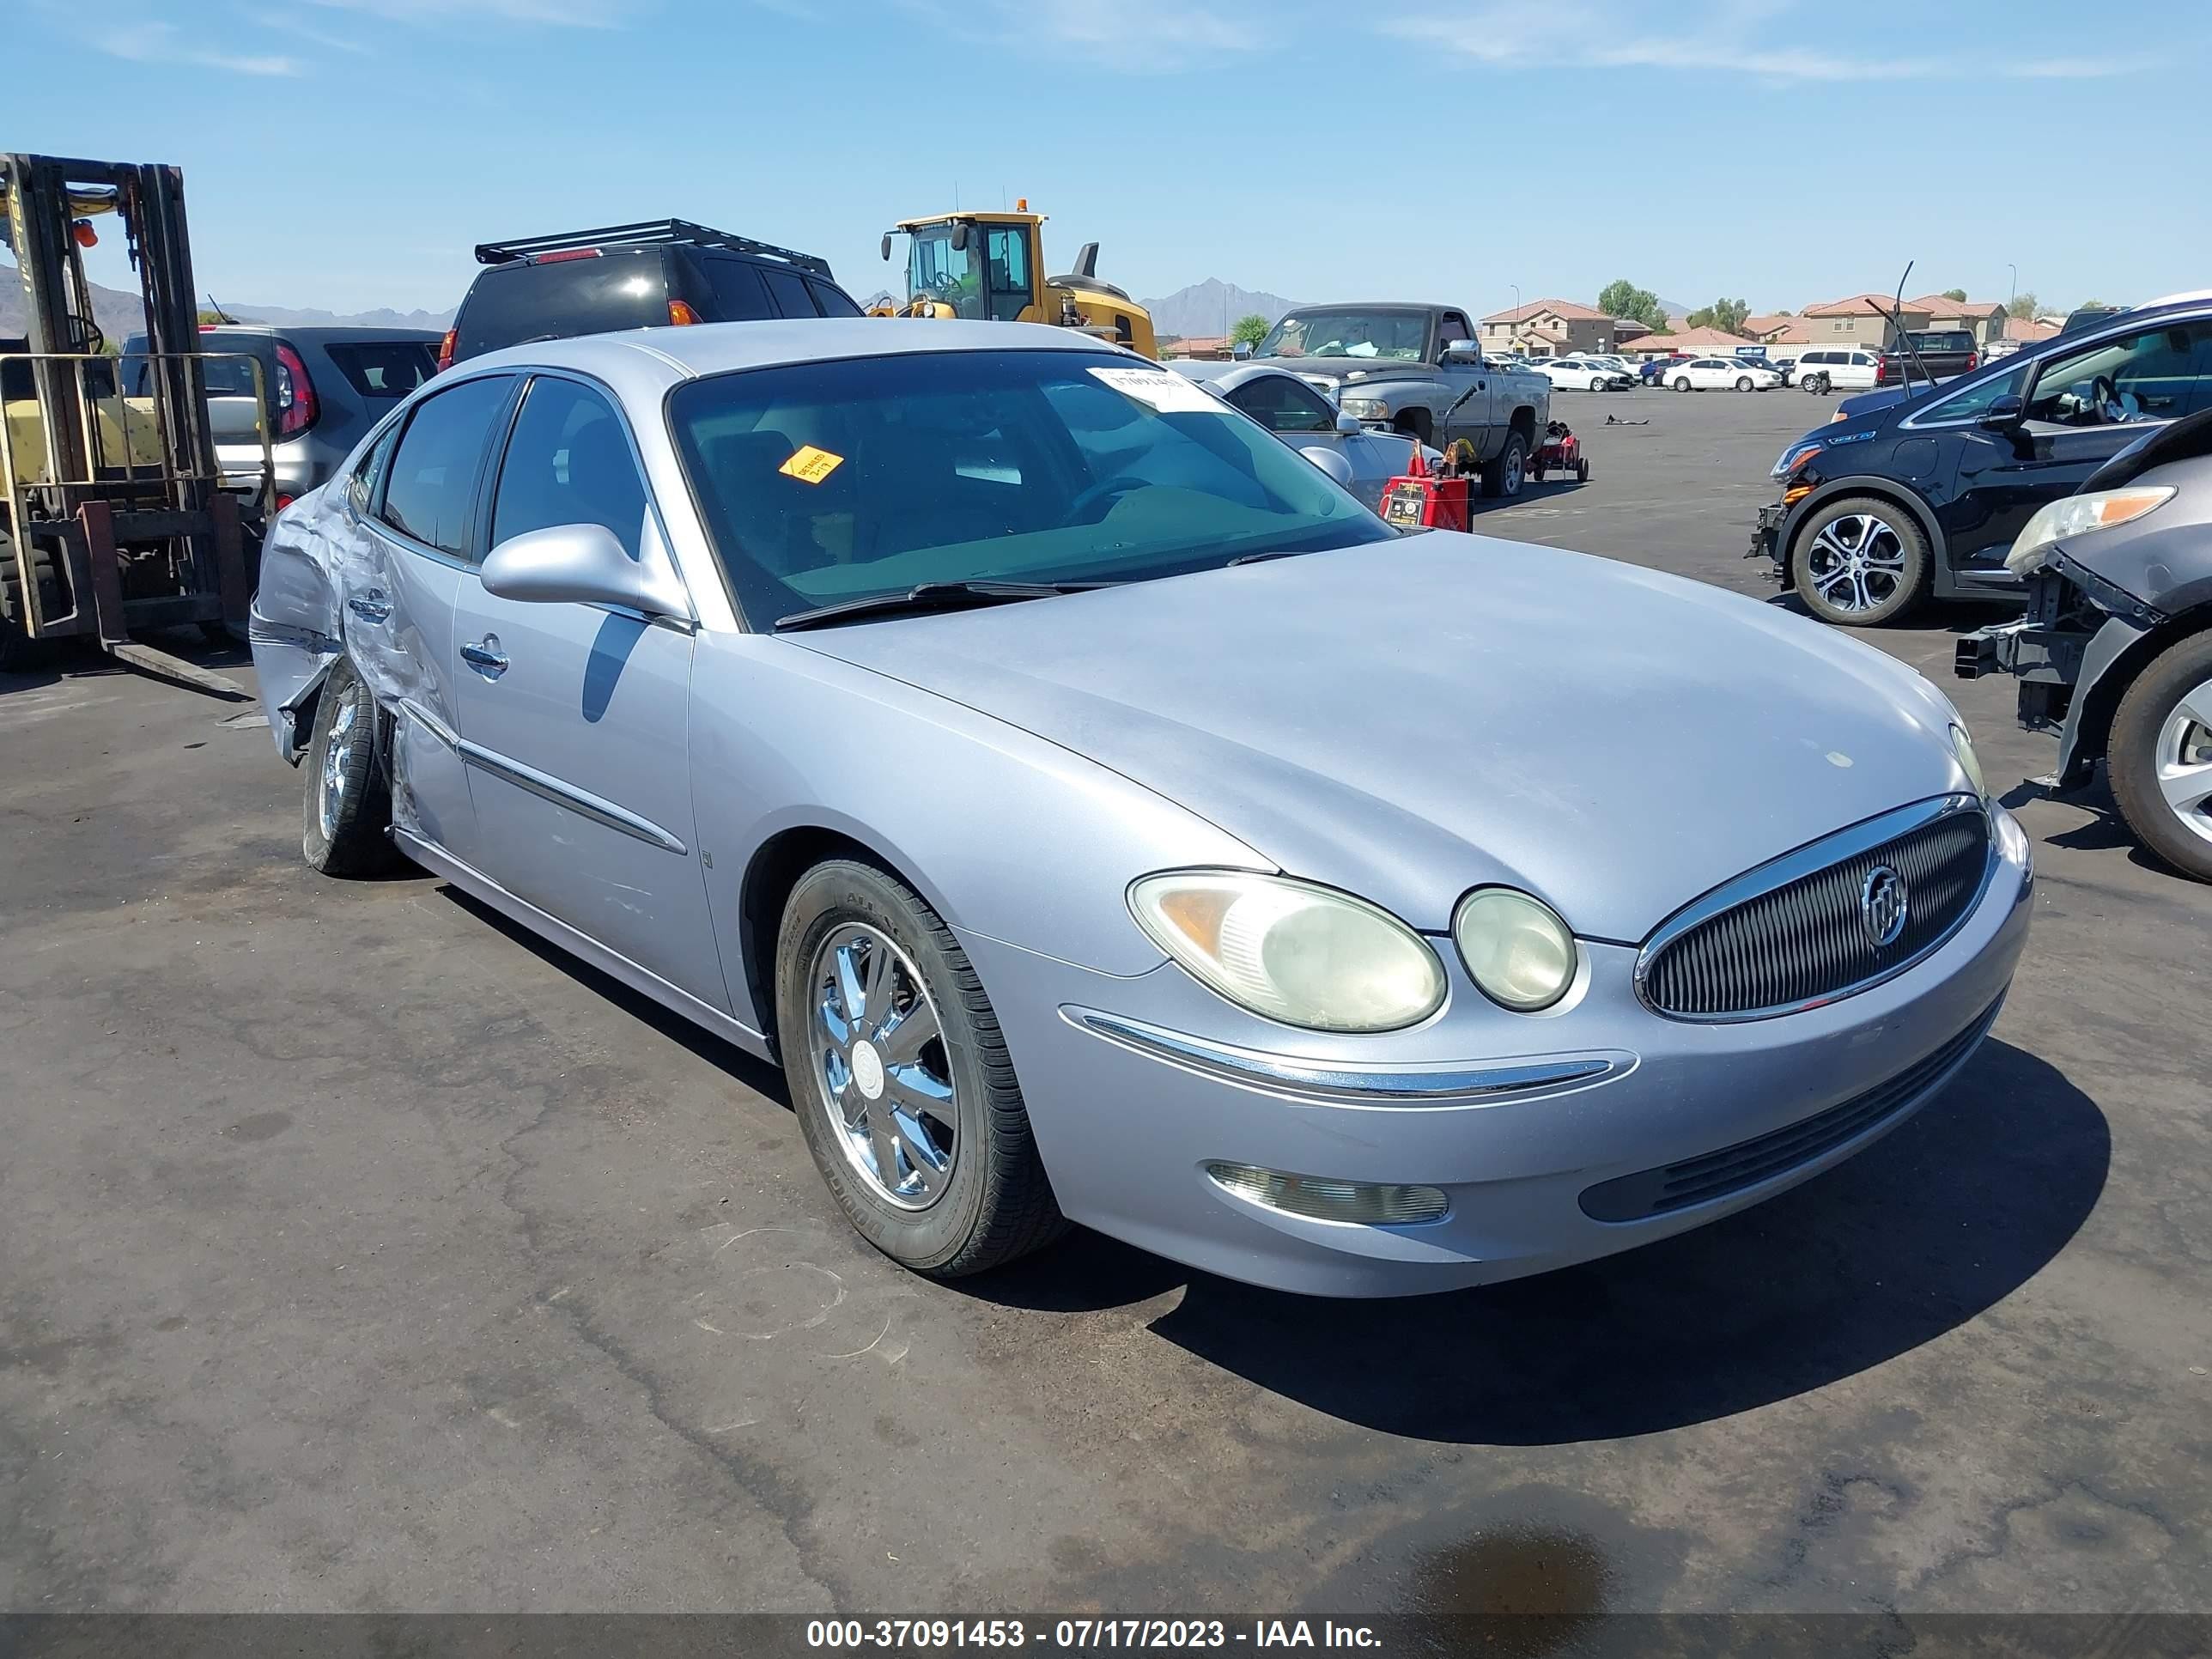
<box><xmin>889</xmin><ymin>213</ymin><xmax>1042</xmax><ymax>325</ymax></box>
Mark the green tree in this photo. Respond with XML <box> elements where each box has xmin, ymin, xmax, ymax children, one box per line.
<box><xmin>1942</xmin><ymin>288</ymin><xmax>1968</xmax><ymax>302</ymax></box>
<box><xmin>2008</xmin><ymin>291</ymin><xmax>2040</xmax><ymax>320</ymax></box>
<box><xmin>1231</xmin><ymin>313</ymin><xmax>1269</xmax><ymax>351</ymax></box>
<box><xmin>1596</xmin><ymin>278</ymin><xmax>1668</xmax><ymax>331</ymax></box>
<box><xmin>2075</xmin><ymin>297</ymin><xmax>2109</xmax><ymax>311</ymax></box>
<box><xmin>1686</xmin><ymin>297</ymin><xmax>1750</xmax><ymax>334</ymax></box>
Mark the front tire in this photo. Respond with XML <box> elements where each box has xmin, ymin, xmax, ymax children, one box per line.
<box><xmin>1674</xmin><ymin>376</ymin><xmax>1692</xmax><ymax>392</ymax></box>
<box><xmin>1790</xmin><ymin>495</ymin><xmax>1928</xmax><ymax>627</ymax></box>
<box><xmin>2106</xmin><ymin>633</ymin><xmax>2212</xmax><ymax>882</ymax></box>
<box><xmin>775</xmin><ymin>859</ymin><xmax>1065</xmax><ymax>1277</ymax></box>
<box><xmin>1480</xmin><ymin>431</ymin><xmax>1528</xmax><ymax>500</ymax></box>
<box><xmin>1735</xmin><ymin>375</ymin><xmax>1753</xmax><ymax>392</ymax></box>
<box><xmin>301</xmin><ymin>656</ymin><xmax>400</xmax><ymax>876</ymax></box>
<box><xmin>1589</xmin><ymin>377</ymin><xmax>1605</xmax><ymax>392</ymax></box>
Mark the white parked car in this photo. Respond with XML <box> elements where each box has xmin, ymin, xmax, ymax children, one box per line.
<box><xmin>1537</xmin><ymin>358</ymin><xmax>1632</xmax><ymax>392</ymax></box>
<box><xmin>1665</xmin><ymin>357</ymin><xmax>1783</xmax><ymax>392</ymax></box>
<box><xmin>1792</xmin><ymin>349</ymin><xmax>1881</xmax><ymax>393</ymax></box>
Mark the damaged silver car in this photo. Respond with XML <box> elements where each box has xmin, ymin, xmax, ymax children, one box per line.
<box><xmin>252</xmin><ymin>319</ymin><xmax>2031</xmax><ymax>1297</ymax></box>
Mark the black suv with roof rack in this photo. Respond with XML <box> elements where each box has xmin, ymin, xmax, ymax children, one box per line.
<box><xmin>441</xmin><ymin>219</ymin><xmax>863</xmax><ymax>369</ymax></box>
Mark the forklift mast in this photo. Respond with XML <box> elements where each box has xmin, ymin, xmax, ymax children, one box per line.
<box><xmin>1</xmin><ymin>154</ymin><xmax>253</xmax><ymax>694</ymax></box>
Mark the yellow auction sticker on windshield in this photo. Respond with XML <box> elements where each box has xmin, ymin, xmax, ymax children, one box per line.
<box><xmin>780</xmin><ymin>445</ymin><xmax>845</xmax><ymax>484</ymax></box>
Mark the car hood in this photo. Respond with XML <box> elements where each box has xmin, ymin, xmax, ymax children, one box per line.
<box><xmin>790</xmin><ymin>535</ymin><xmax>1966</xmax><ymax>943</ymax></box>
<box><xmin>1252</xmin><ymin>356</ymin><xmax>1436</xmax><ymax>387</ymax></box>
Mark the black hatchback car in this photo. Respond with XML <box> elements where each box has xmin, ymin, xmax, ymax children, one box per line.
<box><xmin>1750</xmin><ymin>291</ymin><xmax>2212</xmax><ymax>625</ymax></box>
<box><xmin>441</xmin><ymin>218</ymin><xmax>863</xmax><ymax>370</ymax></box>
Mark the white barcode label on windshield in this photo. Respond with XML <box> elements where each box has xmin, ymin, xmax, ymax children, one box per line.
<box><xmin>1089</xmin><ymin>367</ymin><xmax>1219</xmax><ymax>414</ymax></box>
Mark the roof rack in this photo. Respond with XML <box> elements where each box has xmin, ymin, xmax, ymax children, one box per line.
<box><xmin>473</xmin><ymin>219</ymin><xmax>832</xmax><ymax>279</ymax></box>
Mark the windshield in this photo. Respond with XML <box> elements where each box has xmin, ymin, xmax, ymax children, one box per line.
<box><xmin>668</xmin><ymin>349</ymin><xmax>1392</xmax><ymax>628</ymax></box>
<box><xmin>905</xmin><ymin>226</ymin><xmax>981</xmax><ymax>320</ymax></box>
<box><xmin>902</xmin><ymin>222</ymin><xmax>1031</xmax><ymax>324</ymax></box>
<box><xmin>1255</xmin><ymin>309</ymin><xmax>1429</xmax><ymax>362</ymax></box>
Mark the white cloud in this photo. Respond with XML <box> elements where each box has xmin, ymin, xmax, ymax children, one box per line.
<box><xmin>1388</xmin><ymin>1</ymin><xmax>2145</xmax><ymax>82</ymax></box>
<box><xmin>100</xmin><ymin>22</ymin><xmax>302</xmax><ymax>75</ymax></box>
<box><xmin>247</xmin><ymin>9</ymin><xmax>374</xmax><ymax>52</ymax></box>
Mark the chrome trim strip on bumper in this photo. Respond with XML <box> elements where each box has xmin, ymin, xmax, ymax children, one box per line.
<box><xmin>1633</xmin><ymin>793</ymin><xmax>1996</xmax><ymax>1024</ymax></box>
<box><xmin>1061</xmin><ymin>1006</ymin><xmax>1632</xmax><ymax>1106</ymax></box>
<box><xmin>394</xmin><ymin>698</ymin><xmax>686</xmax><ymax>856</ymax></box>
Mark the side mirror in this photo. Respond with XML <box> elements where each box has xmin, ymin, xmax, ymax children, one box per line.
<box><xmin>1977</xmin><ymin>394</ymin><xmax>2026</xmax><ymax>431</ymax></box>
<box><xmin>1232</xmin><ymin>341</ymin><xmax>1253</xmax><ymax>359</ymax></box>
<box><xmin>1442</xmin><ymin>338</ymin><xmax>1481</xmax><ymax>362</ymax></box>
<box><xmin>950</xmin><ymin>222</ymin><xmax>970</xmax><ymax>252</ymax></box>
<box><xmin>481</xmin><ymin>523</ymin><xmax>691</xmax><ymax>620</ymax></box>
<box><xmin>1335</xmin><ymin>410</ymin><xmax>1364</xmax><ymax>435</ymax></box>
<box><xmin>1298</xmin><ymin>446</ymin><xmax>1357</xmax><ymax>489</ymax></box>
<box><xmin>879</xmin><ymin>232</ymin><xmax>893</xmax><ymax>262</ymax></box>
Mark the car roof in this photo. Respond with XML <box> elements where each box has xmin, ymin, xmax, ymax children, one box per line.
<box><xmin>449</xmin><ymin>318</ymin><xmax>1125</xmax><ymax>399</ymax></box>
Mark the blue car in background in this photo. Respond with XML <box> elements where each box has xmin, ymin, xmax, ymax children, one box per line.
<box><xmin>1751</xmin><ymin>292</ymin><xmax>2212</xmax><ymax>625</ymax></box>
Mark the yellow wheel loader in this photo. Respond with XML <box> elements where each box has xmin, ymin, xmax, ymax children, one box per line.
<box><xmin>873</xmin><ymin>204</ymin><xmax>1158</xmax><ymax>359</ymax></box>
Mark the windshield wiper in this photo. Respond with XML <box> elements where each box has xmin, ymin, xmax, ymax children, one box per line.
<box><xmin>773</xmin><ymin>579</ymin><xmax>1109</xmax><ymax>633</ymax></box>
<box><xmin>1224</xmin><ymin>550</ymin><xmax>1304</xmax><ymax>568</ymax></box>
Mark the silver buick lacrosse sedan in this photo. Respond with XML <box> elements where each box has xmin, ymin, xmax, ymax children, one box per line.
<box><xmin>251</xmin><ymin>319</ymin><xmax>2031</xmax><ymax>1297</ymax></box>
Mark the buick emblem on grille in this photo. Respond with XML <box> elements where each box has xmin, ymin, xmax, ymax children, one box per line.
<box><xmin>1861</xmin><ymin>865</ymin><xmax>1910</xmax><ymax>948</ymax></box>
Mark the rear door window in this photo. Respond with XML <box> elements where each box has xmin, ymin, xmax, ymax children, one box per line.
<box><xmin>757</xmin><ymin>265</ymin><xmax>818</xmax><ymax>317</ymax></box>
<box><xmin>323</xmin><ymin>340</ymin><xmax>438</xmax><ymax>400</ymax></box>
<box><xmin>806</xmin><ymin>279</ymin><xmax>864</xmax><ymax>318</ymax></box>
<box><xmin>703</xmin><ymin>258</ymin><xmax>775</xmax><ymax>321</ymax></box>
<box><xmin>377</xmin><ymin>374</ymin><xmax>514</xmax><ymax>557</ymax></box>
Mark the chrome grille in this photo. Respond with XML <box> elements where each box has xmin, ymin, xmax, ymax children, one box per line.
<box><xmin>1638</xmin><ymin>798</ymin><xmax>1993</xmax><ymax>1021</ymax></box>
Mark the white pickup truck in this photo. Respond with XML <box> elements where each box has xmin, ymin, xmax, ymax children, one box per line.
<box><xmin>1248</xmin><ymin>302</ymin><xmax>1553</xmax><ymax>498</ymax></box>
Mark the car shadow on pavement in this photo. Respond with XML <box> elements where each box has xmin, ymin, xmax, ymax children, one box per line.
<box><xmin>984</xmin><ymin>1037</ymin><xmax>2107</xmax><ymax>1444</ymax></box>
<box><xmin>438</xmin><ymin>884</ymin><xmax>794</xmax><ymax>1109</ymax></box>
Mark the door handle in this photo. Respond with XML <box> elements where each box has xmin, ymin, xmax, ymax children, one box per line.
<box><xmin>459</xmin><ymin>635</ymin><xmax>508</xmax><ymax>679</ymax></box>
<box><xmin>348</xmin><ymin>592</ymin><xmax>392</xmax><ymax>625</ymax></box>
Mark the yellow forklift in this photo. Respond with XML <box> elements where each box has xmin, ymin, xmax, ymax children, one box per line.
<box><xmin>874</xmin><ymin>203</ymin><xmax>1158</xmax><ymax>358</ymax></box>
<box><xmin>1</xmin><ymin>152</ymin><xmax>267</xmax><ymax>692</ymax></box>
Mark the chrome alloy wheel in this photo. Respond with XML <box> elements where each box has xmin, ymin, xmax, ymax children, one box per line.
<box><xmin>318</xmin><ymin>689</ymin><xmax>359</xmax><ymax>843</ymax></box>
<box><xmin>2156</xmin><ymin>675</ymin><xmax>2212</xmax><ymax>849</ymax></box>
<box><xmin>809</xmin><ymin>923</ymin><xmax>957</xmax><ymax>1209</ymax></box>
<box><xmin>1805</xmin><ymin>513</ymin><xmax>1909</xmax><ymax>615</ymax></box>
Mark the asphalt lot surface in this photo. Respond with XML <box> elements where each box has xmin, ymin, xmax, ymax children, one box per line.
<box><xmin>3</xmin><ymin>384</ymin><xmax>2207</xmax><ymax>1618</ymax></box>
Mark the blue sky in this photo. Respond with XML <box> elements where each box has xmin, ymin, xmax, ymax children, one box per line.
<box><xmin>9</xmin><ymin>0</ymin><xmax>2207</xmax><ymax>320</ymax></box>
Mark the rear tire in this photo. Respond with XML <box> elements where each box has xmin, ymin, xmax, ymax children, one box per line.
<box><xmin>2106</xmin><ymin>632</ymin><xmax>2212</xmax><ymax>883</ymax></box>
<box><xmin>1480</xmin><ymin>432</ymin><xmax>1528</xmax><ymax>500</ymax></box>
<box><xmin>301</xmin><ymin>656</ymin><xmax>400</xmax><ymax>877</ymax></box>
<box><xmin>1805</xmin><ymin>372</ymin><xmax>1831</xmax><ymax>395</ymax></box>
<box><xmin>1790</xmin><ymin>495</ymin><xmax>1929</xmax><ymax>627</ymax></box>
<box><xmin>775</xmin><ymin>859</ymin><xmax>1066</xmax><ymax>1278</ymax></box>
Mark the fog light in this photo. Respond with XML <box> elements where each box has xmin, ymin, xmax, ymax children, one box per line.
<box><xmin>1204</xmin><ymin>1162</ymin><xmax>1448</xmax><ymax>1225</ymax></box>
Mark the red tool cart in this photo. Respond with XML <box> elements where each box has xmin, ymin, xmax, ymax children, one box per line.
<box><xmin>1529</xmin><ymin>420</ymin><xmax>1589</xmax><ymax>484</ymax></box>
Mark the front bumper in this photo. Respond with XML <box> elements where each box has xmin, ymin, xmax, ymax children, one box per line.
<box><xmin>963</xmin><ymin>810</ymin><xmax>2033</xmax><ymax>1297</ymax></box>
<box><xmin>1748</xmin><ymin>501</ymin><xmax>1787</xmax><ymax>574</ymax></box>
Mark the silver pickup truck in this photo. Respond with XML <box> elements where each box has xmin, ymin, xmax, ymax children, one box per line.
<box><xmin>1249</xmin><ymin>302</ymin><xmax>1552</xmax><ymax>498</ymax></box>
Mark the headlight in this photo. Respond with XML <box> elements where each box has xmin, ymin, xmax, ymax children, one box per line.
<box><xmin>1771</xmin><ymin>439</ymin><xmax>1824</xmax><ymax>479</ymax></box>
<box><xmin>1951</xmin><ymin>721</ymin><xmax>1988</xmax><ymax>800</ymax></box>
<box><xmin>1452</xmin><ymin>888</ymin><xmax>1578</xmax><ymax>1012</ymax></box>
<box><xmin>1128</xmin><ymin>872</ymin><xmax>1446</xmax><ymax>1033</ymax></box>
<box><xmin>1340</xmin><ymin>396</ymin><xmax>1389</xmax><ymax>420</ymax></box>
<box><xmin>2004</xmin><ymin>486</ymin><xmax>2174</xmax><ymax>575</ymax></box>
